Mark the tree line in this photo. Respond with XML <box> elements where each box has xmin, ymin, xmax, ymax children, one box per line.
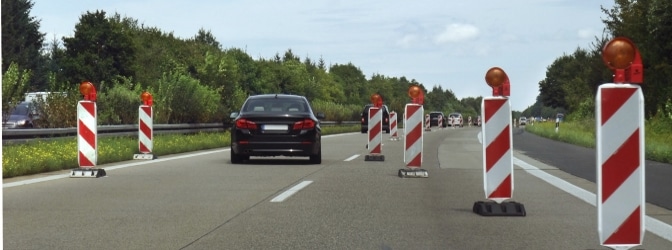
<box><xmin>3</xmin><ymin>0</ymin><xmax>670</xmax><ymax>127</ymax></box>
<box><xmin>531</xmin><ymin>0</ymin><xmax>672</xmax><ymax>121</ymax></box>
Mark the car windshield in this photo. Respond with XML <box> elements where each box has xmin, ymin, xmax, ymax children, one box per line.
<box><xmin>10</xmin><ymin>104</ymin><xmax>30</xmax><ymax>115</ymax></box>
<box><xmin>449</xmin><ymin>113</ymin><xmax>460</xmax><ymax>118</ymax></box>
<box><xmin>429</xmin><ymin>113</ymin><xmax>442</xmax><ymax>117</ymax></box>
<box><xmin>243</xmin><ymin>98</ymin><xmax>307</xmax><ymax>112</ymax></box>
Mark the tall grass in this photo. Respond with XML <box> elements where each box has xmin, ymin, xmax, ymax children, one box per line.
<box><xmin>525</xmin><ymin>117</ymin><xmax>672</xmax><ymax>164</ymax></box>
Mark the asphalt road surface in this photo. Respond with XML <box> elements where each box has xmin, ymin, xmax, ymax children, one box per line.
<box><xmin>3</xmin><ymin>126</ymin><xmax>672</xmax><ymax>249</ymax></box>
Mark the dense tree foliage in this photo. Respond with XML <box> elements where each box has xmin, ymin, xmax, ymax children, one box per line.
<box><xmin>3</xmin><ymin>0</ymin><xmax>670</xmax><ymax>127</ymax></box>
<box><xmin>535</xmin><ymin>0</ymin><xmax>672</xmax><ymax>120</ymax></box>
<box><xmin>1</xmin><ymin>0</ymin><xmax>47</xmax><ymax>91</ymax></box>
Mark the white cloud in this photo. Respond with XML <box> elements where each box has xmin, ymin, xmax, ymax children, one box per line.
<box><xmin>435</xmin><ymin>23</ymin><xmax>479</xmax><ymax>44</ymax></box>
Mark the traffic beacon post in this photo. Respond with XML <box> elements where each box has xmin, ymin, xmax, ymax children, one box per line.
<box><xmin>71</xmin><ymin>81</ymin><xmax>106</xmax><ymax>178</ymax></box>
<box><xmin>398</xmin><ymin>85</ymin><xmax>428</xmax><ymax>178</ymax></box>
<box><xmin>596</xmin><ymin>37</ymin><xmax>645</xmax><ymax>250</ymax></box>
<box><xmin>133</xmin><ymin>91</ymin><xmax>155</xmax><ymax>160</ymax></box>
<box><xmin>473</xmin><ymin>67</ymin><xmax>525</xmax><ymax>216</ymax></box>
<box><xmin>365</xmin><ymin>93</ymin><xmax>385</xmax><ymax>161</ymax></box>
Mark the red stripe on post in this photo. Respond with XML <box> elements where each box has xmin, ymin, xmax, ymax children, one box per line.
<box><xmin>604</xmin><ymin>206</ymin><xmax>641</xmax><ymax>244</ymax></box>
<box><xmin>485</xmin><ymin>125</ymin><xmax>510</xmax><ymax>172</ymax></box>
<box><xmin>601</xmin><ymin>129</ymin><xmax>640</xmax><ymax>203</ymax></box>
<box><xmin>600</xmin><ymin>88</ymin><xmax>637</xmax><ymax>126</ymax></box>
<box><xmin>407</xmin><ymin>153</ymin><xmax>422</xmax><ymax>167</ymax></box>
<box><xmin>81</xmin><ymin>102</ymin><xmax>96</xmax><ymax>117</ymax></box>
<box><xmin>140</xmin><ymin>120</ymin><xmax>152</xmax><ymax>139</ymax></box>
<box><xmin>484</xmin><ymin>99</ymin><xmax>506</xmax><ymax>123</ymax></box>
<box><xmin>488</xmin><ymin>174</ymin><xmax>512</xmax><ymax>199</ymax></box>
<box><xmin>78</xmin><ymin>120</ymin><xmax>96</xmax><ymax>148</ymax></box>
<box><xmin>405</xmin><ymin>124</ymin><xmax>422</xmax><ymax>150</ymax></box>
<box><xmin>78</xmin><ymin>151</ymin><xmax>94</xmax><ymax>167</ymax></box>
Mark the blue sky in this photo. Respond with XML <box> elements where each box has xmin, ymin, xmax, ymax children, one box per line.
<box><xmin>32</xmin><ymin>0</ymin><xmax>614</xmax><ymax>111</ymax></box>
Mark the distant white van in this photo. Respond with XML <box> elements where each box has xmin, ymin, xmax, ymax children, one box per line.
<box><xmin>24</xmin><ymin>91</ymin><xmax>67</xmax><ymax>103</ymax></box>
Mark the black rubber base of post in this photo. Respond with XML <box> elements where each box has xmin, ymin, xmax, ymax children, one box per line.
<box><xmin>364</xmin><ymin>155</ymin><xmax>385</xmax><ymax>161</ymax></box>
<box><xmin>473</xmin><ymin>201</ymin><xmax>526</xmax><ymax>216</ymax></box>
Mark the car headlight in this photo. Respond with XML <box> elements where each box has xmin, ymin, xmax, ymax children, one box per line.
<box><xmin>16</xmin><ymin>120</ymin><xmax>26</xmax><ymax>125</ymax></box>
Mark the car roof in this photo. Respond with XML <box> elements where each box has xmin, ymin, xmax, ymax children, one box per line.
<box><xmin>246</xmin><ymin>94</ymin><xmax>305</xmax><ymax>100</ymax></box>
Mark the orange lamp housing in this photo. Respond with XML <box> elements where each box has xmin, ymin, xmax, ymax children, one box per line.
<box><xmin>140</xmin><ymin>91</ymin><xmax>153</xmax><ymax>106</ymax></box>
<box><xmin>408</xmin><ymin>85</ymin><xmax>424</xmax><ymax>105</ymax></box>
<box><xmin>370</xmin><ymin>93</ymin><xmax>383</xmax><ymax>108</ymax></box>
<box><xmin>79</xmin><ymin>81</ymin><xmax>97</xmax><ymax>101</ymax></box>
<box><xmin>485</xmin><ymin>67</ymin><xmax>510</xmax><ymax>96</ymax></box>
<box><xmin>602</xmin><ymin>37</ymin><xmax>643</xmax><ymax>84</ymax></box>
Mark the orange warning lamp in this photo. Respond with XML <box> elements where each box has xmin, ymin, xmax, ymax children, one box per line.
<box><xmin>79</xmin><ymin>81</ymin><xmax>97</xmax><ymax>101</ymax></box>
<box><xmin>408</xmin><ymin>85</ymin><xmax>424</xmax><ymax>105</ymax></box>
<box><xmin>370</xmin><ymin>93</ymin><xmax>383</xmax><ymax>108</ymax></box>
<box><xmin>140</xmin><ymin>91</ymin><xmax>153</xmax><ymax>106</ymax></box>
<box><xmin>602</xmin><ymin>37</ymin><xmax>643</xmax><ymax>84</ymax></box>
<box><xmin>485</xmin><ymin>67</ymin><xmax>510</xmax><ymax>96</ymax></box>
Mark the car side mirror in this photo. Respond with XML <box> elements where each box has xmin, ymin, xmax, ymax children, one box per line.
<box><xmin>315</xmin><ymin>112</ymin><xmax>326</xmax><ymax>120</ymax></box>
<box><xmin>229</xmin><ymin>112</ymin><xmax>239</xmax><ymax>119</ymax></box>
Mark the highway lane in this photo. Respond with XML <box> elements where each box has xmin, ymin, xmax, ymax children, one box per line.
<box><xmin>3</xmin><ymin>127</ymin><xmax>672</xmax><ymax>249</ymax></box>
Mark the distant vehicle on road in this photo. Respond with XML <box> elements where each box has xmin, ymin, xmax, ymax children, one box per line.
<box><xmin>519</xmin><ymin>117</ymin><xmax>527</xmax><ymax>126</ymax></box>
<box><xmin>429</xmin><ymin>111</ymin><xmax>447</xmax><ymax>127</ymax></box>
<box><xmin>229</xmin><ymin>94</ymin><xmax>325</xmax><ymax>164</ymax></box>
<box><xmin>360</xmin><ymin>104</ymin><xmax>390</xmax><ymax>134</ymax></box>
<box><xmin>448</xmin><ymin>112</ymin><xmax>463</xmax><ymax>127</ymax></box>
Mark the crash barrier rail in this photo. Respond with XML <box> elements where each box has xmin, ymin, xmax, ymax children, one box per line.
<box><xmin>1</xmin><ymin>121</ymin><xmax>360</xmax><ymax>142</ymax></box>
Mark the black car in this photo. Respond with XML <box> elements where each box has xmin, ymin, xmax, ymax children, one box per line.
<box><xmin>360</xmin><ymin>104</ymin><xmax>390</xmax><ymax>134</ymax></box>
<box><xmin>2</xmin><ymin>101</ymin><xmax>38</xmax><ymax>129</ymax></box>
<box><xmin>229</xmin><ymin>94</ymin><xmax>325</xmax><ymax>164</ymax></box>
<box><xmin>429</xmin><ymin>111</ymin><xmax>447</xmax><ymax>127</ymax></box>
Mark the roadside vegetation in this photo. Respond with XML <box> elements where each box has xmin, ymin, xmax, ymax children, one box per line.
<box><xmin>524</xmin><ymin>109</ymin><xmax>672</xmax><ymax>164</ymax></box>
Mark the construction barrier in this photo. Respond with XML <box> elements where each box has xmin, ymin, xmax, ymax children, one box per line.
<box><xmin>134</xmin><ymin>105</ymin><xmax>155</xmax><ymax>160</ymax></box>
<box><xmin>365</xmin><ymin>106</ymin><xmax>384</xmax><ymax>161</ymax></box>
<box><xmin>596</xmin><ymin>84</ymin><xmax>645</xmax><ymax>247</ymax></box>
<box><xmin>437</xmin><ymin>114</ymin><xmax>443</xmax><ymax>129</ymax></box>
<box><xmin>399</xmin><ymin>103</ymin><xmax>427</xmax><ymax>178</ymax></box>
<box><xmin>424</xmin><ymin>114</ymin><xmax>431</xmax><ymax>131</ymax></box>
<box><xmin>389</xmin><ymin>111</ymin><xmax>399</xmax><ymax>141</ymax></box>
<box><xmin>71</xmin><ymin>82</ymin><xmax>106</xmax><ymax>178</ymax></box>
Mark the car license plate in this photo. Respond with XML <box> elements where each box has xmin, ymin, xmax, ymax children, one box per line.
<box><xmin>263</xmin><ymin>124</ymin><xmax>287</xmax><ymax>131</ymax></box>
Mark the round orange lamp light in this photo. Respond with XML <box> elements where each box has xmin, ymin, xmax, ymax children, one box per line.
<box><xmin>485</xmin><ymin>67</ymin><xmax>507</xmax><ymax>88</ymax></box>
<box><xmin>140</xmin><ymin>91</ymin><xmax>153</xmax><ymax>106</ymax></box>
<box><xmin>79</xmin><ymin>81</ymin><xmax>97</xmax><ymax>101</ymax></box>
<box><xmin>602</xmin><ymin>37</ymin><xmax>636</xmax><ymax>70</ymax></box>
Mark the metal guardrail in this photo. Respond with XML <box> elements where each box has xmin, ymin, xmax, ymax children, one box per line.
<box><xmin>1</xmin><ymin>121</ymin><xmax>360</xmax><ymax>141</ymax></box>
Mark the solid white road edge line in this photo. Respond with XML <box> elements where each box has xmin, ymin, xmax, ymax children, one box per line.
<box><xmin>514</xmin><ymin>157</ymin><xmax>672</xmax><ymax>243</ymax></box>
<box><xmin>270</xmin><ymin>181</ymin><xmax>313</xmax><ymax>203</ymax></box>
<box><xmin>344</xmin><ymin>154</ymin><xmax>360</xmax><ymax>161</ymax></box>
<box><xmin>477</xmin><ymin>131</ymin><xmax>671</xmax><ymax>242</ymax></box>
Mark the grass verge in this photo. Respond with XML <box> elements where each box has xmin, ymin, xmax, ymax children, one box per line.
<box><xmin>2</xmin><ymin>125</ymin><xmax>360</xmax><ymax>178</ymax></box>
<box><xmin>524</xmin><ymin>121</ymin><xmax>671</xmax><ymax>164</ymax></box>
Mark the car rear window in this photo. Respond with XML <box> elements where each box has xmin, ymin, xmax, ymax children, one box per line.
<box><xmin>243</xmin><ymin>98</ymin><xmax>307</xmax><ymax>112</ymax></box>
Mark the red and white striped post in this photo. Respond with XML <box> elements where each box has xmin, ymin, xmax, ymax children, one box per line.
<box><xmin>596</xmin><ymin>37</ymin><xmax>645</xmax><ymax>249</ymax></box>
<box><xmin>134</xmin><ymin>91</ymin><xmax>155</xmax><ymax>160</ymax></box>
<box><xmin>437</xmin><ymin>114</ymin><xmax>443</xmax><ymax>129</ymax></box>
<box><xmin>424</xmin><ymin>114</ymin><xmax>431</xmax><ymax>131</ymax></box>
<box><xmin>399</xmin><ymin>85</ymin><xmax>428</xmax><ymax>178</ymax></box>
<box><xmin>389</xmin><ymin>111</ymin><xmax>399</xmax><ymax>141</ymax></box>
<box><xmin>473</xmin><ymin>67</ymin><xmax>524</xmax><ymax>216</ymax></box>
<box><xmin>365</xmin><ymin>94</ymin><xmax>385</xmax><ymax>161</ymax></box>
<box><xmin>71</xmin><ymin>81</ymin><xmax>106</xmax><ymax>178</ymax></box>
